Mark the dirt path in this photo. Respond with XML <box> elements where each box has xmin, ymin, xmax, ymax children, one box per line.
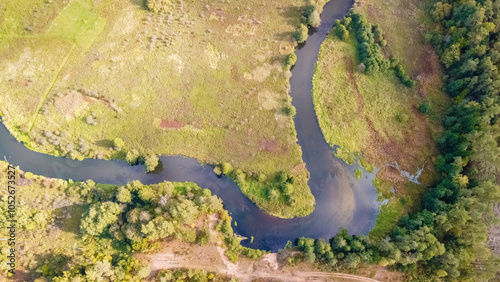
<box><xmin>147</xmin><ymin>249</ymin><xmax>380</xmax><ymax>282</ymax></box>
<box><xmin>143</xmin><ymin>213</ymin><xmax>381</xmax><ymax>281</ymax></box>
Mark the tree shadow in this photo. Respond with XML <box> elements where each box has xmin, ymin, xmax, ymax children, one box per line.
<box><xmin>53</xmin><ymin>204</ymin><xmax>85</xmax><ymax>235</ymax></box>
<box><xmin>32</xmin><ymin>252</ymin><xmax>72</xmax><ymax>279</ymax></box>
<box><xmin>94</xmin><ymin>139</ymin><xmax>114</xmax><ymax>148</ymax></box>
<box><xmin>280</xmin><ymin>5</ymin><xmax>304</xmax><ymax>27</ymax></box>
<box><xmin>130</xmin><ymin>0</ymin><xmax>148</xmax><ymax>10</ymax></box>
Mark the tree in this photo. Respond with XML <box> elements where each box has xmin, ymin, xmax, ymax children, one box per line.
<box><xmin>138</xmin><ymin>185</ymin><xmax>155</xmax><ymax>202</ymax></box>
<box><xmin>335</xmin><ymin>23</ymin><xmax>349</xmax><ymax>41</ymax></box>
<box><xmin>295</xmin><ymin>24</ymin><xmax>309</xmax><ymax>43</ymax></box>
<box><xmin>85</xmin><ymin>261</ymin><xmax>114</xmax><ymax>282</ymax></box>
<box><xmin>116</xmin><ymin>186</ymin><xmax>132</xmax><ymax>203</ymax></box>
<box><xmin>141</xmin><ymin>217</ymin><xmax>174</xmax><ymax>240</ymax></box>
<box><xmin>221</xmin><ymin>162</ymin><xmax>233</xmax><ymax>175</ymax></box>
<box><xmin>213</xmin><ymin>166</ymin><xmax>222</xmax><ymax>176</ymax></box>
<box><xmin>80</xmin><ymin>202</ymin><xmax>121</xmax><ymax>236</ymax></box>
<box><xmin>307</xmin><ymin>10</ymin><xmax>321</xmax><ymax>28</ymax></box>
<box><xmin>126</xmin><ymin>149</ymin><xmax>140</xmax><ymax>165</ymax></box>
<box><xmin>113</xmin><ymin>138</ymin><xmax>125</xmax><ymax>149</ymax></box>
<box><xmin>144</xmin><ymin>154</ymin><xmax>159</xmax><ymax>172</ymax></box>
<box><xmin>168</xmin><ymin>198</ymin><xmax>199</xmax><ymax>225</ymax></box>
<box><xmin>287</xmin><ymin>53</ymin><xmax>297</xmax><ymax>66</ymax></box>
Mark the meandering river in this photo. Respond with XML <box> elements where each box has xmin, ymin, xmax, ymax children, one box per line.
<box><xmin>0</xmin><ymin>0</ymin><xmax>380</xmax><ymax>251</ymax></box>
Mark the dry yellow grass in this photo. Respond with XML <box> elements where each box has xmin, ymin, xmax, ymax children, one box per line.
<box><xmin>0</xmin><ymin>0</ymin><xmax>316</xmax><ymax>218</ymax></box>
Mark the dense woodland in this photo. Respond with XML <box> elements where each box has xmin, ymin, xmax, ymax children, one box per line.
<box><xmin>292</xmin><ymin>0</ymin><xmax>500</xmax><ymax>280</ymax></box>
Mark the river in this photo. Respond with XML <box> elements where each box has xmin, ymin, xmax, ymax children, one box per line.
<box><xmin>0</xmin><ymin>0</ymin><xmax>380</xmax><ymax>251</ymax></box>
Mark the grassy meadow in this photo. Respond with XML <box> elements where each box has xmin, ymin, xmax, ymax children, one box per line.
<box><xmin>312</xmin><ymin>0</ymin><xmax>450</xmax><ymax>237</ymax></box>
<box><xmin>0</xmin><ymin>0</ymin><xmax>316</xmax><ymax>218</ymax></box>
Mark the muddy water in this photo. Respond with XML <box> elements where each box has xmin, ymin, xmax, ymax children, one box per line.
<box><xmin>0</xmin><ymin>0</ymin><xmax>380</xmax><ymax>251</ymax></box>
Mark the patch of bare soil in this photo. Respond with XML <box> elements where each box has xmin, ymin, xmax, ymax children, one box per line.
<box><xmin>367</xmin><ymin>5</ymin><xmax>378</xmax><ymax>17</ymax></box>
<box><xmin>160</xmin><ymin>119</ymin><xmax>185</xmax><ymax>129</ymax></box>
<box><xmin>143</xmin><ymin>239</ymin><xmax>384</xmax><ymax>282</ymax></box>
<box><xmin>54</xmin><ymin>90</ymin><xmax>86</xmax><ymax>117</ymax></box>
<box><xmin>376</xmin><ymin>166</ymin><xmax>408</xmax><ymax>190</ymax></box>
<box><xmin>258</xmin><ymin>139</ymin><xmax>286</xmax><ymax>154</ymax></box>
<box><xmin>373</xmin><ymin>266</ymin><xmax>406</xmax><ymax>281</ymax></box>
<box><xmin>141</xmin><ymin>213</ymin><xmax>385</xmax><ymax>281</ymax></box>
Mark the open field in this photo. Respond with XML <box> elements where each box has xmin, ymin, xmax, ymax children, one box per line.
<box><xmin>312</xmin><ymin>0</ymin><xmax>450</xmax><ymax>237</ymax></box>
<box><xmin>0</xmin><ymin>0</ymin><xmax>315</xmax><ymax>218</ymax></box>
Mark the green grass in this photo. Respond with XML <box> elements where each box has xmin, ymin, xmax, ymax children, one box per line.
<box><xmin>0</xmin><ymin>0</ymin><xmax>315</xmax><ymax>218</ymax></box>
<box><xmin>312</xmin><ymin>0</ymin><xmax>449</xmax><ymax>230</ymax></box>
<box><xmin>0</xmin><ymin>0</ymin><xmax>70</xmax><ymax>34</ymax></box>
<box><xmin>46</xmin><ymin>0</ymin><xmax>103</xmax><ymax>42</ymax></box>
<box><xmin>313</xmin><ymin>35</ymin><xmax>436</xmax><ymax>168</ymax></box>
<box><xmin>369</xmin><ymin>198</ymin><xmax>406</xmax><ymax>239</ymax></box>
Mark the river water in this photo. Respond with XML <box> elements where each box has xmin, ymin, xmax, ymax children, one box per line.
<box><xmin>0</xmin><ymin>0</ymin><xmax>380</xmax><ymax>251</ymax></box>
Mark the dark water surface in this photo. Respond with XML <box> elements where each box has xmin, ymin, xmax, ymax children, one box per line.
<box><xmin>0</xmin><ymin>0</ymin><xmax>380</xmax><ymax>251</ymax></box>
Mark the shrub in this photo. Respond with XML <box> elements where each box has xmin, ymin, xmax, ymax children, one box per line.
<box><xmin>113</xmin><ymin>138</ymin><xmax>125</xmax><ymax>149</ymax></box>
<box><xmin>419</xmin><ymin>102</ymin><xmax>431</xmax><ymax>114</ymax></box>
<box><xmin>295</xmin><ymin>24</ymin><xmax>309</xmax><ymax>43</ymax></box>
<box><xmin>268</xmin><ymin>188</ymin><xmax>280</xmax><ymax>201</ymax></box>
<box><xmin>213</xmin><ymin>166</ymin><xmax>222</xmax><ymax>176</ymax></box>
<box><xmin>145</xmin><ymin>0</ymin><xmax>172</xmax><ymax>13</ymax></box>
<box><xmin>258</xmin><ymin>173</ymin><xmax>267</xmax><ymax>182</ymax></box>
<box><xmin>354</xmin><ymin>169</ymin><xmax>363</xmax><ymax>179</ymax></box>
<box><xmin>282</xmin><ymin>105</ymin><xmax>296</xmax><ymax>117</ymax></box>
<box><xmin>235</xmin><ymin>169</ymin><xmax>246</xmax><ymax>182</ymax></box>
<box><xmin>286</xmin><ymin>53</ymin><xmax>297</xmax><ymax>66</ymax></box>
<box><xmin>395</xmin><ymin>112</ymin><xmax>409</xmax><ymax>124</ymax></box>
<box><xmin>334</xmin><ymin>22</ymin><xmax>349</xmax><ymax>41</ymax></box>
<box><xmin>143</xmin><ymin>154</ymin><xmax>159</xmax><ymax>172</ymax></box>
<box><xmin>126</xmin><ymin>149</ymin><xmax>140</xmax><ymax>165</ymax></box>
<box><xmin>196</xmin><ymin>229</ymin><xmax>211</xmax><ymax>246</ymax></box>
<box><xmin>372</xmin><ymin>24</ymin><xmax>383</xmax><ymax>44</ymax></box>
<box><xmin>221</xmin><ymin>162</ymin><xmax>233</xmax><ymax>175</ymax></box>
<box><xmin>394</xmin><ymin>64</ymin><xmax>415</xmax><ymax>87</ymax></box>
<box><xmin>24</xmin><ymin>172</ymin><xmax>34</xmax><ymax>179</ymax></box>
<box><xmin>307</xmin><ymin>10</ymin><xmax>321</xmax><ymax>28</ymax></box>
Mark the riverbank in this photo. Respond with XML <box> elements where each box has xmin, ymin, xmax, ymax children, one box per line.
<box><xmin>0</xmin><ymin>0</ymin><xmax>381</xmax><ymax>251</ymax></box>
<box><xmin>0</xmin><ymin>0</ymin><xmax>317</xmax><ymax>218</ymax></box>
<box><xmin>311</xmin><ymin>0</ymin><xmax>450</xmax><ymax>237</ymax></box>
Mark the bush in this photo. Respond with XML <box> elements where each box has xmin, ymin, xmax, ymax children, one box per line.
<box><xmin>286</xmin><ymin>53</ymin><xmax>297</xmax><ymax>66</ymax></box>
<box><xmin>145</xmin><ymin>0</ymin><xmax>171</xmax><ymax>13</ymax></box>
<box><xmin>196</xmin><ymin>229</ymin><xmax>211</xmax><ymax>246</ymax></box>
<box><xmin>213</xmin><ymin>166</ymin><xmax>222</xmax><ymax>176</ymax></box>
<box><xmin>419</xmin><ymin>102</ymin><xmax>431</xmax><ymax>114</ymax></box>
<box><xmin>258</xmin><ymin>173</ymin><xmax>267</xmax><ymax>182</ymax></box>
<box><xmin>394</xmin><ymin>64</ymin><xmax>415</xmax><ymax>87</ymax></box>
<box><xmin>354</xmin><ymin>169</ymin><xmax>363</xmax><ymax>179</ymax></box>
<box><xmin>295</xmin><ymin>24</ymin><xmax>309</xmax><ymax>43</ymax></box>
<box><xmin>395</xmin><ymin>112</ymin><xmax>409</xmax><ymax>124</ymax></box>
<box><xmin>113</xmin><ymin>138</ymin><xmax>125</xmax><ymax>149</ymax></box>
<box><xmin>282</xmin><ymin>105</ymin><xmax>296</xmax><ymax>117</ymax></box>
<box><xmin>372</xmin><ymin>24</ymin><xmax>383</xmax><ymax>44</ymax></box>
<box><xmin>143</xmin><ymin>154</ymin><xmax>159</xmax><ymax>172</ymax></box>
<box><xmin>307</xmin><ymin>10</ymin><xmax>321</xmax><ymax>28</ymax></box>
<box><xmin>221</xmin><ymin>162</ymin><xmax>233</xmax><ymax>175</ymax></box>
<box><xmin>334</xmin><ymin>22</ymin><xmax>349</xmax><ymax>41</ymax></box>
<box><xmin>126</xmin><ymin>149</ymin><xmax>140</xmax><ymax>165</ymax></box>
